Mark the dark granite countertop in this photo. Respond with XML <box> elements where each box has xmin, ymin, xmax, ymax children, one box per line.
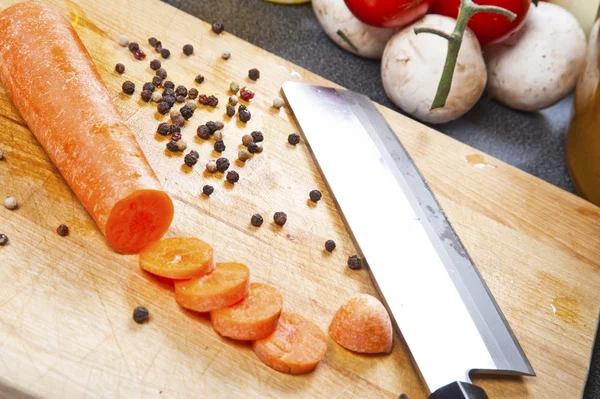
<box><xmin>164</xmin><ymin>0</ymin><xmax>597</xmax><ymax>396</ymax></box>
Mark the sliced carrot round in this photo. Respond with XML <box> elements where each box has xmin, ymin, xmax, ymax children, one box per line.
<box><xmin>139</xmin><ymin>237</ymin><xmax>215</xmax><ymax>280</ymax></box>
<box><xmin>329</xmin><ymin>294</ymin><xmax>393</xmax><ymax>354</ymax></box>
<box><xmin>211</xmin><ymin>283</ymin><xmax>283</xmax><ymax>341</ymax></box>
<box><xmin>252</xmin><ymin>312</ymin><xmax>327</xmax><ymax>375</ymax></box>
<box><xmin>175</xmin><ymin>262</ymin><xmax>250</xmax><ymax>312</ymax></box>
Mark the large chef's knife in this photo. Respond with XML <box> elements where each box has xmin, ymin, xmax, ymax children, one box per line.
<box><xmin>282</xmin><ymin>82</ymin><xmax>535</xmax><ymax>399</ymax></box>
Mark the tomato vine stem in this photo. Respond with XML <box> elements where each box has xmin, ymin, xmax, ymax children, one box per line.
<box><xmin>414</xmin><ymin>0</ymin><xmax>516</xmax><ymax>110</ymax></box>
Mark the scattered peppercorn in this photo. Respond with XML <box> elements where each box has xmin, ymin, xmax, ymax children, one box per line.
<box><xmin>273</xmin><ymin>212</ymin><xmax>287</xmax><ymax>226</ymax></box>
<box><xmin>133</xmin><ymin>49</ymin><xmax>146</xmax><ymax>60</ymax></box>
<box><xmin>0</xmin><ymin>234</ymin><xmax>7</xmax><ymax>246</ymax></box>
<box><xmin>172</xmin><ymin>114</ymin><xmax>185</xmax><ymax>126</ymax></box>
<box><xmin>150</xmin><ymin>59</ymin><xmax>161</xmax><ymax>70</ymax></box>
<box><xmin>157</xmin><ymin>101</ymin><xmax>170</xmax><ymax>115</ymax></box>
<box><xmin>176</xmin><ymin>95</ymin><xmax>186</xmax><ymax>104</ymax></box>
<box><xmin>273</xmin><ymin>97</ymin><xmax>285</xmax><ymax>109</ymax></box>
<box><xmin>151</xmin><ymin>91</ymin><xmax>163</xmax><ymax>103</ymax></box>
<box><xmin>152</xmin><ymin>76</ymin><xmax>163</xmax><ymax>87</ymax></box>
<box><xmin>226</xmin><ymin>170</ymin><xmax>239</xmax><ymax>184</ymax></box>
<box><xmin>118</xmin><ymin>34</ymin><xmax>129</xmax><ymax>47</ymax></box>
<box><xmin>206</xmin><ymin>160</ymin><xmax>217</xmax><ymax>173</ymax></box>
<box><xmin>248</xmin><ymin>68</ymin><xmax>260</xmax><ymax>81</ymax></box>
<box><xmin>170</xmin><ymin>110</ymin><xmax>181</xmax><ymax>119</ymax></box>
<box><xmin>122</xmin><ymin>81</ymin><xmax>135</xmax><ymax>95</ymax></box>
<box><xmin>163</xmin><ymin>88</ymin><xmax>175</xmax><ymax>98</ymax></box>
<box><xmin>216</xmin><ymin>157</ymin><xmax>230</xmax><ymax>172</ymax></box>
<box><xmin>133</xmin><ymin>306</ymin><xmax>149</xmax><ymax>324</ymax></box>
<box><xmin>166</xmin><ymin>140</ymin><xmax>179</xmax><ymax>152</ymax></box>
<box><xmin>241</xmin><ymin>134</ymin><xmax>253</xmax><ymax>147</ymax></box>
<box><xmin>176</xmin><ymin>140</ymin><xmax>187</xmax><ymax>152</ymax></box>
<box><xmin>171</xmin><ymin>131</ymin><xmax>182</xmax><ymax>141</ymax></box>
<box><xmin>238</xmin><ymin>107</ymin><xmax>251</xmax><ymax>123</ymax></box>
<box><xmin>163</xmin><ymin>81</ymin><xmax>175</xmax><ymax>90</ymax></box>
<box><xmin>161</xmin><ymin>48</ymin><xmax>170</xmax><ymax>59</ymax></box>
<box><xmin>254</xmin><ymin>143</ymin><xmax>263</xmax><ymax>154</ymax></box>
<box><xmin>206</xmin><ymin>121</ymin><xmax>218</xmax><ymax>134</ymax></box>
<box><xmin>251</xmin><ymin>214</ymin><xmax>263</xmax><ymax>227</ymax></box>
<box><xmin>182</xmin><ymin>44</ymin><xmax>194</xmax><ymax>56</ymax></box>
<box><xmin>214</xmin><ymin>140</ymin><xmax>226</xmax><ymax>153</ymax></box>
<box><xmin>198</xmin><ymin>94</ymin><xmax>209</xmax><ymax>105</ymax></box>
<box><xmin>155</xmin><ymin>41</ymin><xmax>163</xmax><ymax>53</ymax></box>
<box><xmin>180</xmin><ymin>105</ymin><xmax>193</xmax><ymax>120</ymax></box>
<box><xmin>213</xmin><ymin>131</ymin><xmax>224</xmax><ymax>142</ymax></box>
<box><xmin>202</xmin><ymin>185</ymin><xmax>214</xmax><ymax>196</ymax></box>
<box><xmin>215</xmin><ymin>121</ymin><xmax>224</xmax><ymax>130</ymax></box>
<box><xmin>325</xmin><ymin>240</ymin><xmax>336</xmax><ymax>252</ymax></box>
<box><xmin>141</xmin><ymin>90</ymin><xmax>152</xmax><ymax>102</ymax></box>
<box><xmin>197</xmin><ymin>125</ymin><xmax>210</xmax><ymax>139</ymax></box>
<box><xmin>226</xmin><ymin>105</ymin><xmax>235</xmax><ymax>117</ymax></box>
<box><xmin>188</xmin><ymin>88</ymin><xmax>198</xmax><ymax>99</ymax></box>
<box><xmin>230</xmin><ymin>82</ymin><xmax>240</xmax><ymax>94</ymax></box>
<box><xmin>207</xmin><ymin>95</ymin><xmax>218</xmax><ymax>107</ymax></box>
<box><xmin>148</xmin><ymin>37</ymin><xmax>158</xmax><ymax>47</ymax></box>
<box><xmin>247</xmin><ymin>142</ymin><xmax>260</xmax><ymax>154</ymax></box>
<box><xmin>143</xmin><ymin>82</ymin><xmax>155</xmax><ymax>92</ymax></box>
<box><xmin>186</xmin><ymin>100</ymin><xmax>197</xmax><ymax>111</ymax></box>
<box><xmin>156</xmin><ymin>68</ymin><xmax>167</xmax><ymax>80</ymax></box>
<box><xmin>175</xmin><ymin>85</ymin><xmax>188</xmax><ymax>98</ymax></box>
<box><xmin>128</xmin><ymin>42</ymin><xmax>139</xmax><ymax>52</ymax></box>
<box><xmin>56</xmin><ymin>224</ymin><xmax>69</xmax><ymax>237</ymax></box>
<box><xmin>115</xmin><ymin>63</ymin><xmax>125</xmax><ymax>74</ymax></box>
<box><xmin>229</xmin><ymin>96</ymin><xmax>238</xmax><ymax>105</ymax></box>
<box><xmin>288</xmin><ymin>133</ymin><xmax>300</xmax><ymax>145</ymax></box>
<box><xmin>157</xmin><ymin>122</ymin><xmax>170</xmax><ymax>135</ymax></box>
<box><xmin>212</xmin><ymin>21</ymin><xmax>225</xmax><ymax>34</ymax></box>
<box><xmin>163</xmin><ymin>95</ymin><xmax>175</xmax><ymax>107</ymax></box>
<box><xmin>239</xmin><ymin>87</ymin><xmax>255</xmax><ymax>101</ymax></box>
<box><xmin>184</xmin><ymin>150</ymin><xmax>200</xmax><ymax>166</ymax></box>
<box><xmin>170</xmin><ymin>124</ymin><xmax>181</xmax><ymax>134</ymax></box>
<box><xmin>238</xmin><ymin>149</ymin><xmax>251</xmax><ymax>162</ymax></box>
<box><xmin>251</xmin><ymin>131</ymin><xmax>264</xmax><ymax>143</ymax></box>
<box><xmin>195</xmin><ymin>74</ymin><xmax>205</xmax><ymax>84</ymax></box>
<box><xmin>221</xmin><ymin>50</ymin><xmax>231</xmax><ymax>60</ymax></box>
<box><xmin>309</xmin><ymin>189</ymin><xmax>322</xmax><ymax>203</ymax></box>
<box><xmin>347</xmin><ymin>255</ymin><xmax>363</xmax><ymax>270</ymax></box>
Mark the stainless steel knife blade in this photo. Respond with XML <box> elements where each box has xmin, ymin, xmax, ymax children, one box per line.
<box><xmin>282</xmin><ymin>82</ymin><xmax>535</xmax><ymax>396</ymax></box>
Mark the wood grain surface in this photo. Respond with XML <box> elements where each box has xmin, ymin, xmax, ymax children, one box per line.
<box><xmin>0</xmin><ymin>0</ymin><xmax>598</xmax><ymax>398</ymax></box>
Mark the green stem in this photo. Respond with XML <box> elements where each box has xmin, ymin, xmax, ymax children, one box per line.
<box><xmin>414</xmin><ymin>0</ymin><xmax>517</xmax><ymax>110</ymax></box>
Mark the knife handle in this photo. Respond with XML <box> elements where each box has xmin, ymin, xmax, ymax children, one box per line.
<box><xmin>428</xmin><ymin>381</ymin><xmax>488</xmax><ymax>399</ymax></box>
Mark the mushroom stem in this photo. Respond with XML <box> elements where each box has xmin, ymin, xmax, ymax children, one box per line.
<box><xmin>414</xmin><ymin>0</ymin><xmax>516</xmax><ymax>110</ymax></box>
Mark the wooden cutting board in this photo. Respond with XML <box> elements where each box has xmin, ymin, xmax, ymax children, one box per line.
<box><xmin>0</xmin><ymin>0</ymin><xmax>598</xmax><ymax>398</ymax></box>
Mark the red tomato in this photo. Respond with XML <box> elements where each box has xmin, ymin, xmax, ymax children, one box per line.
<box><xmin>344</xmin><ymin>0</ymin><xmax>436</xmax><ymax>28</ymax></box>
<box><xmin>431</xmin><ymin>0</ymin><xmax>530</xmax><ymax>45</ymax></box>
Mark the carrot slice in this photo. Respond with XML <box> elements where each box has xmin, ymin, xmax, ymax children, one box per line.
<box><xmin>252</xmin><ymin>312</ymin><xmax>327</xmax><ymax>375</ymax></box>
<box><xmin>211</xmin><ymin>283</ymin><xmax>283</xmax><ymax>341</ymax></box>
<box><xmin>139</xmin><ymin>237</ymin><xmax>215</xmax><ymax>280</ymax></box>
<box><xmin>175</xmin><ymin>263</ymin><xmax>250</xmax><ymax>312</ymax></box>
<box><xmin>329</xmin><ymin>294</ymin><xmax>393</xmax><ymax>354</ymax></box>
<box><xmin>0</xmin><ymin>3</ymin><xmax>173</xmax><ymax>254</ymax></box>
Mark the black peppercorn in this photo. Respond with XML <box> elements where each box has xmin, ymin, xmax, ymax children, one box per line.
<box><xmin>161</xmin><ymin>48</ymin><xmax>170</xmax><ymax>59</ymax></box>
<box><xmin>226</xmin><ymin>105</ymin><xmax>235</xmax><ymax>117</ymax></box>
<box><xmin>175</xmin><ymin>85</ymin><xmax>188</xmax><ymax>98</ymax></box>
<box><xmin>122</xmin><ymin>81</ymin><xmax>135</xmax><ymax>95</ymax></box>
<box><xmin>166</xmin><ymin>140</ymin><xmax>179</xmax><ymax>152</ymax></box>
<box><xmin>273</xmin><ymin>212</ymin><xmax>287</xmax><ymax>226</ymax></box>
<box><xmin>202</xmin><ymin>185</ymin><xmax>214</xmax><ymax>196</ymax></box>
<box><xmin>309</xmin><ymin>189</ymin><xmax>322</xmax><ymax>203</ymax></box>
<box><xmin>157</xmin><ymin>122</ymin><xmax>170</xmax><ymax>135</ymax></box>
<box><xmin>155</xmin><ymin>41</ymin><xmax>163</xmax><ymax>53</ymax></box>
<box><xmin>288</xmin><ymin>133</ymin><xmax>300</xmax><ymax>145</ymax></box>
<box><xmin>163</xmin><ymin>95</ymin><xmax>175</xmax><ymax>107</ymax></box>
<box><xmin>176</xmin><ymin>95</ymin><xmax>186</xmax><ymax>103</ymax></box>
<box><xmin>56</xmin><ymin>224</ymin><xmax>69</xmax><ymax>236</ymax></box>
<box><xmin>152</xmin><ymin>76</ymin><xmax>163</xmax><ymax>87</ymax></box>
<box><xmin>248</xmin><ymin>68</ymin><xmax>260</xmax><ymax>81</ymax></box>
<box><xmin>141</xmin><ymin>90</ymin><xmax>152</xmax><ymax>102</ymax></box>
<box><xmin>115</xmin><ymin>63</ymin><xmax>125</xmax><ymax>74</ymax></box>
<box><xmin>226</xmin><ymin>170</ymin><xmax>239</xmax><ymax>183</ymax></box>
<box><xmin>148</xmin><ymin>37</ymin><xmax>158</xmax><ymax>47</ymax></box>
<box><xmin>156</xmin><ymin>68</ymin><xmax>167</xmax><ymax>80</ymax></box>
<box><xmin>216</xmin><ymin>157</ymin><xmax>230</xmax><ymax>172</ymax></box>
<box><xmin>188</xmin><ymin>88</ymin><xmax>199</xmax><ymax>99</ymax></box>
<box><xmin>128</xmin><ymin>42</ymin><xmax>139</xmax><ymax>53</ymax></box>
<box><xmin>206</xmin><ymin>121</ymin><xmax>218</xmax><ymax>134</ymax></box>
<box><xmin>197</xmin><ymin>125</ymin><xmax>210</xmax><ymax>139</ymax></box>
<box><xmin>133</xmin><ymin>306</ymin><xmax>149</xmax><ymax>324</ymax></box>
<box><xmin>251</xmin><ymin>131</ymin><xmax>264</xmax><ymax>142</ymax></box>
<box><xmin>348</xmin><ymin>255</ymin><xmax>362</xmax><ymax>270</ymax></box>
<box><xmin>238</xmin><ymin>107</ymin><xmax>251</xmax><ymax>123</ymax></box>
<box><xmin>212</xmin><ymin>21</ymin><xmax>225</xmax><ymax>34</ymax></box>
<box><xmin>214</xmin><ymin>140</ymin><xmax>226</xmax><ymax>153</ymax></box>
<box><xmin>207</xmin><ymin>95</ymin><xmax>219</xmax><ymax>107</ymax></box>
<box><xmin>163</xmin><ymin>88</ymin><xmax>175</xmax><ymax>98</ymax></box>
<box><xmin>184</xmin><ymin>150</ymin><xmax>200</xmax><ymax>166</ymax></box>
<box><xmin>171</xmin><ymin>131</ymin><xmax>182</xmax><ymax>141</ymax></box>
<box><xmin>0</xmin><ymin>233</ymin><xmax>7</xmax><ymax>246</ymax></box>
<box><xmin>150</xmin><ymin>59</ymin><xmax>161</xmax><ymax>70</ymax></box>
<box><xmin>143</xmin><ymin>82</ymin><xmax>155</xmax><ymax>92</ymax></box>
<box><xmin>163</xmin><ymin>81</ymin><xmax>175</xmax><ymax>90</ymax></box>
<box><xmin>182</xmin><ymin>44</ymin><xmax>194</xmax><ymax>55</ymax></box>
<box><xmin>247</xmin><ymin>142</ymin><xmax>259</xmax><ymax>154</ymax></box>
<box><xmin>170</xmin><ymin>124</ymin><xmax>181</xmax><ymax>134</ymax></box>
<box><xmin>180</xmin><ymin>105</ymin><xmax>193</xmax><ymax>120</ymax></box>
<box><xmin>325</xmin><ymin>240</ymin><xmax>336</xmax><ymax>252</ymax></box>
<box><xmin>251</xmin><ymin>214</ymin><xmax>263</xmax><ymax>227</ymax></box>
<box><xmin>157</xmin><ymin>101</ymin><xmax>170</xmax><ymax>115</ymax></box>
<box><xmin>195</xmin><ymin>74</ymin><xmax>205</xmax><ymax>84</ymax></box>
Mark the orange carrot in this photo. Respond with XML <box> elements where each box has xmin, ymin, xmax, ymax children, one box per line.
<box><xmin>0</xmin><ymin>3</ymin><xmax>173</xmax><ymax>254</ymax></box>
<box><xmin>175</xmin><ymin>263</ymin><xmax>250</xmax><ymax>312</ymax></box>
<box><xmin>252</xmin><ymin>312</ymin><xmax>327</xmax><ymax>375</ymax></box>
<box><xmin>211</xmin><ymin>283</ymin><xmax>283</xmax><ymax>341</ymax></box>
<box><xmin>329</xmin><ymin>294</ymin><xmax>393</xmax><ymax>354</ymax></box>
<box><xmin>139</xmin><ymin>237</ymin><xmax>215</xmax><ymax>280</ymax></box>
